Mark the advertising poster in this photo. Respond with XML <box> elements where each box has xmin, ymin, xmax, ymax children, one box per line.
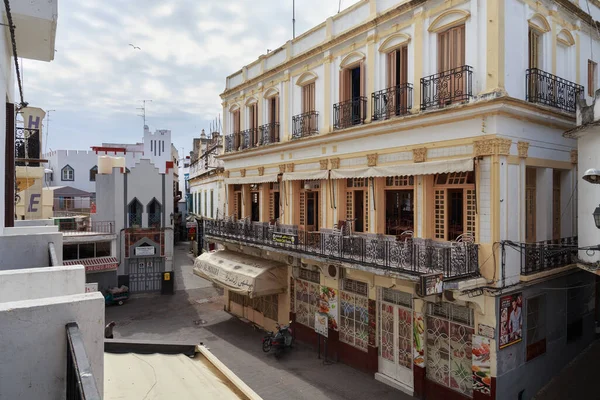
<box><xmin>413</xmin><ymin>311</ymin><xmax>425</xmax><ymax>367</ymax></box>
<box><xmin>314</xmin><ymin>312</ymin><xmax>328</xmax><ymax>337</ymax></box>
<box><xmin>472</xmin><ymin>335</ymin><xmax>492</xmax><ymax>395</ymax></box>
<box><xmin>421</xmin><ymin>273</ymin><xmax>444</xmax><ymax>296</ymax></box>
<box><xmin>499</xmin><ymin>292</ymin><xmax>522</xmax><ymax>349</ymax></box>
<box><xmin>319</xmin><ymin>286</ymin><xmax>338</xmax><ymax>331</ymax></box>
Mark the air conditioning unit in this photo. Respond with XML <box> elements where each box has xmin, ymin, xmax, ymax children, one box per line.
<box><xmin>325</xmin><ymin>264</ymin><xmax>344</xmax><ymax>280</ymax></box>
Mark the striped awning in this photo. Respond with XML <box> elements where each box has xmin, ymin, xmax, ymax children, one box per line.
<box><xmin>63</xmin><ymin>256</ymin><xmax>119</xmax><ymax>273</ymax></box>
<box><xmin>329</xmin><ymin>158</ymin><xmax>474</xmax><ymax>179</ymax></box>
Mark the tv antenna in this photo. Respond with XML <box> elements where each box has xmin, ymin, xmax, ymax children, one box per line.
<box><xmin>44</xmin><ymin>109</ymin><xmax>56</xmax><ymax>155</ymax></box>
<box><xmin>136</xmin><ymin>99</ymin><xmax>152</xmax><ymax>127</ymax></box>
<box><xmin>338</xmin><ymin>0</ymin><xmax>342</xmax><ymax>13</ymax></box>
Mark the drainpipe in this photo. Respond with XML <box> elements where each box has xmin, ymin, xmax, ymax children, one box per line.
<box><xmin>48</xmin><ymin>242</ymin><xmax>58</xmax><ymax>266</ymax></box>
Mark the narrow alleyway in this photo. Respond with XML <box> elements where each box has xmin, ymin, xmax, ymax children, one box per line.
<box><xmin>107</xmin><ymin>242</ymin><xmax>413</xmax><ymax>400</ymax></box>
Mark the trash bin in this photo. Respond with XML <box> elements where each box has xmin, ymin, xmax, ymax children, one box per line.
<box><xmin>161</xmin><ymin>271</ymin><xmax>175</xmax><ymax>295</ymax></box>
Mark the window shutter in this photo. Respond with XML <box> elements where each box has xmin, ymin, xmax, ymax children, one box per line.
<box><xmin>434</xmin><ymin>189</ymin><xmax>446</xmax><ymax>240</ymax></box>
<box><xmin>269</xmin><ymin>191</ymin><xmax>274</xmax><ymax>220</ymax></box>
<box><xmin>552</xmin><ymin>170</ymin><xmax>561</xmax><ymax>241</ymax></box>
<box><xmin>346</xmin><ymin>191</ymin><xmax>353</xmax><ymax>221</ymax></box>
<box><xmin>387</xmin><ymin>51</ymin><xmax>396</xmax><ymax>88</ymax></box>
<box><xmin>438</xmin><ymin>30</ymin><xmax>447</xmax><ymax>73</ymax></box>
<box><xmin>401</xmin><ymin>46</ymin><xmax>408</xmax><ymax>84</ymax></box>
<box><xmin>465</xmin><ymin>189</ymin><xmax>476</xmax><ymax>236</ymax></box>
<box><xmin>525</xmin><ymin>168</ymin><xmax>537</xmax><ymax>243</ymax></box>
<box><xmin>339</xmin><ymin>69</ymin><xmax>345</xmax><ymax>102</ymax></box>
<box><xmin>299</xmin><ymin>191</ymin><xmax>306</xmax><ymax>226</ymax></box>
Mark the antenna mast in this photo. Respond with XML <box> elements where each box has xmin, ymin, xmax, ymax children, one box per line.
<box><xmin>137</xmin><ymin>99</ymin><xmax>152</xmax><ymax>128</ymax></box>
<box><xmin>293</xmin><ymin>0</ymin><xmax>296</xmax><ymax>39</ymax></box>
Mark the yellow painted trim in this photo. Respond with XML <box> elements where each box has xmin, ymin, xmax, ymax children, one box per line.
<box><xmin>378</xmin><ymin>33</ymin><xmax>411</xmax><ymax>53</ymax></box>
<box><xmin>229</xmin><ymin>103</ymin><xmax>240</xmax><ymax>112</ymax></box>
<box><xmin>485</xmin><ymin>0</ymin><xmax>505</xmax><ymax>92</ymax></box>
<box><xmin>264</xmin><ymin>87</ymin><xmax>280</xmax><ymax>99</ymax></box>
<box><xmin>412</xmin><ymin>10</ymin><xmax>424</xmax><ymax>113</ymax></box>
<box><xmin>528</xmin><ymin>13</ymin><xmax>551</xmax><ymax>33</ymax></box>
<box><xmin>244</xmin><ymin>96</ymin><xmax>258</xmax><ymax>106</ymax></box>
<box><xmin>525</xmin><ymin>157</ymin><xmax>573</xmax><ymax>170</ymax></box>
<box><xmin>283</xmin><ymin>80</ymin><xmax>290</xmax><ymax>142</ymax></box>
<box><xmin>340</xmin><ymin>51</ymin><xmax>366</xmax><ymax>68</ymax></box>
<box><xmin>551</xmin><ymin>19</ymin><xmax>558</xmax><ymax>75</ymax></box>
<box><xmin>427</xmin><ymin>9</ymin><xmax>471</xmax><ymax>33</ymax></box>
<box><xmin>557</xmin><ymin>29</ymin><xmax>575</xmax><ymax>46</ymax></box>
<box><xmin>295</xmin><ymin>71</ymin><xmax>318</xmax><ymax>86</ymax></box>
<box><xmin>576</xmin><ymin>32</ymin><xmax>581</xmax><ymax>84</ymax></box>
<box><xmin>366</xmin><ymin>38</ymin><xmax>375</xmax><ymax>124</ymax></box>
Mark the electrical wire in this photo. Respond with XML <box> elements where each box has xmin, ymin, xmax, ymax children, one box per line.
<box><xmin>3</xmin><ymin>0</ymin><xmax>25</xmax><ymax>107</ymax></box>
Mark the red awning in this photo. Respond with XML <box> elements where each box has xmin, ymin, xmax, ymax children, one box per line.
<box><xmin>63</xmin><ymin>256</ymin><xmax>119</xmax><ymax>273</ymax></box>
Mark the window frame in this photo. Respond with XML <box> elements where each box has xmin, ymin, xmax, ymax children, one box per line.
<box><xmin>526</xmin><ymin>294</ymin><xmax>547</xmax><ymax>362</ymax></box>
<box><xmin>61</xmin><ymin>165</ymin><xmax>74</xmax><ymax>181</ymax></box>
<box><xmin>339</xmin><ymin>279</ymin><xmax>369</xmax><ymax>352</ymax></box>
<box><xmin>89</xmin><ymin>165</ymin><xmax>98</xmax><ymax>182</ymax></box>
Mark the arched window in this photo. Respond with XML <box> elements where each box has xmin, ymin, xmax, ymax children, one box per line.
<box><xmin>89</xmin><ymin>166</ymin><xmax>98</xmax><ymax>182</ymax></box>
<box><xmin>147</xmin><ymin>198</ymin><xmax>162</xmax><ymax>228</ymax></box>
<box><xmin>128</xmin><ymin>198</ymin><xmax>143</xmax><ymax>227</ymax></box>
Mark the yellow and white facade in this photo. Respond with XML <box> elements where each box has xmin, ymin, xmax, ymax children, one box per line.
<box><xmin>197</xmin><ymin>1</ymin><xmax>599</xmax><ymax>399</ymax></box>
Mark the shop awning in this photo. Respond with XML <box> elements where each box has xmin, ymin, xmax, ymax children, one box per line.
<box><xmin>193</xmin><ymin>250</ymin><xmax>287</xmax><ymax>298</ymax></box>
<box><xmin>329</xmin><ymin>157</ymin><xmax>474</xmax><ymax>179</ymax></box>
<box><xmin>63</xmin><ymin>256</ymin><xmax>119</xmax><ymax>273</ymax></box>
<box><xmin>282</xmin><ymin>170</ymin><xmax>329</xmax><ymax>181</ymax></box>
<box><xmin>224</xmin><ymin>174</ymin><xmax>278</xmax><ymax>185</ymax></box>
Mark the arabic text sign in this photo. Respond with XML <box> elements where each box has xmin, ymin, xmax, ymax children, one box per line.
<box><xmin>272</xmin><ymin>232</ymin><xmax>298</xmax><ymax>246</ymax></box>
<box><xmin>197</xmin><ymin>261</ymin><xmax>255</xmax><ymax>292</ymax></box>
<box><xmin>135</xmin><ymin>246</ymin><xmax>156</xmax><ymax>256</ymax></box>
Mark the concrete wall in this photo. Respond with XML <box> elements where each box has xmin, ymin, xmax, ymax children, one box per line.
<box><xmin>15</xmin><ymin>219</ymin><xmax>56</xmax><ymax>227</ymax></box>
<box><xmin>45</xmin><ymin>150</ymin><xmax>99</xmax><ymax>193</ymax></box>
<box><xmin>495</xmin><ymin>270</ymin><xmax>595</xmax><ymax>400</ymax></box>
<box><xmin>0</xmin><ymin>292</ymin><xmax>105</xmax><ymax>399</ymax></box>
<box><xmin>143</xmin><ymin>128</ymin><xmax>171</xmax><ymax>174</ymax></box>
<box><xmin>0</xmin><ymin>265</ymin><xmax>85</xmax><ymax>302</ymax></box>
<box><xmin>0</xmin><ymin>231</ymin><xmax>63</xmax><ymax>270</ymax></box>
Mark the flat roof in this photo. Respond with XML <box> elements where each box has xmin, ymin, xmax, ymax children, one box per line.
<box><xmin>104</xmin><ymin>352</ymin><xmax>254</xmax><ymax>400</ymax></box>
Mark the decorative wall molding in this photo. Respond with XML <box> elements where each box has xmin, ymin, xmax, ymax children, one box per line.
<box><xmin>320</xmin><ymin>159</ymin><xmax>329</xmax><ymax>170</ymax></box>
<box><xmin>517</xmin><ymin>142</ymin><xmax>530</xmax><ymax>158</ymax></box>
<box><xmin>224</xmin><ymin>170</ymin><xmax>230</xmax><ymax>178</ymax></box>
<box><xmin>258</xmin><ymin>166</ymin><xmax>265</xmax><ymax>176</ymax></box>
<box><xmin>330</xmin><ymin>158</ymin><xmax>340</xmax><ymax>169</ymax></box>
<box><xmin>413</xmin><ymin>148</ymin><xmax>427</xmax><ymax>163</ymax></box>
<box><xmin>367</xmin><ymin>153</ymin><xmax>378</xmax><ymax>167</ymax></box>
<box><xmin>286</xmin><ymin>163</ymin><xmax>295</xmax><ymax>172</ymax></box>
<box><xmin>279</xmin><ymin>164</ymin><xmax>287</xmax><ymax>173</ymax></box>
<box><xmin>474</xmin><ymin>138</ymin><xmax>512</xmax><ymax>156</ymax></box>
<box><xmin>240</xmin><ymin>169</ymin><xmax>246</xmax><ymax>177</ymax></box>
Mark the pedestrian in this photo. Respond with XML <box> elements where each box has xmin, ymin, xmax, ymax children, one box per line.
<box><xmin>105</xmin><ymin>321</ymin><xmax>116</xmax><ymax>339</ymax></box>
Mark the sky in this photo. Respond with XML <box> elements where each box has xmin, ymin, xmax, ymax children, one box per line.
<box><xmin>23</xmin><ymin>0</ymin><xmax>360</xmax><ymax>158</ymax></box>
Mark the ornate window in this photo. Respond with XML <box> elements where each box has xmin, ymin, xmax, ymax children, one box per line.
<box><xmin>89</xmin><ymin>166</ymin><xmax>98</xmax><ymax>181</ymax></box>
<box><xmin>426</xmin><ymin>302</ymin><xmax>474</xmax><ymax>397</ymax></box>
<box><xmin>128</xmin><ymin>198</ymin><xmax>143</xmax><ymax>227</ymax></box>
<box><xmin>432</xmin><ymin>171</ymin><xmax>476</xmax><ymax>241</ymax></box>
<box><xmin>147</xmin><ymin>198</ymin><xmax>162</xmax><ymax>228</ymax></box>
<box><xmin>61</xmin><ymin>165</ymin><xmax>74</xmax><ymax>181</ymax></box>
<box><xmin>340</xmin><ymin>286</ymin><xmax>369</xmax><ymax>351</ymax></box>
<box><xmin>294</xmin><ymin>278</ymin><xmax>320</xmax><ymax>329</ymax></box>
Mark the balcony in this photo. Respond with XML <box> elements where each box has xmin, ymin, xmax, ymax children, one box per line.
<box><xmin>516</xmin><ymin>236</ymin><xmax>578</xmax><ymax>275</ymax></box>
<box><xmin>526</xmin><ymin>68</ymin><xmax>584</xmax><ymax>113</ymax></box>
<box><xmin>9</xmin><ymin>0</ymin><xmax>58</xmax><ymax>62</ymax></box>
<box><xmin>224</xmin><ymin>134</ymin><xmax>236</xmax><ymax>153</ymax></box>
<box><xmin>259</xmin><ymin>122</ymin><xmax>280</xmax><ymax>145</ymax></box>
<box><xmin>66</xmin><ymin>323</ymin><xmax>102</xmax><ymax>400</ymax></box>
<box><xmin>57</xmin><ymin>219</ymin><xmax>115</xmax><ymax>236</ymax></box>
<box><xmin>241</xmin><ymin>128</ymin><xmax>258</xmax><ymax>150</ymax></box>
<box><xmin>372</xmin><ymin>83</ymin><xmax>413</xmax><ymax>121</ymax></box>
<box><xmin>333</xmin><ymin>96</ymin><xmax>367</xmax><ymax>130</ymax></box>
<box><xmin>292</xmin><ymin>111</ymin><xmax>319</xmax><ymax>139</ymax></box>
<box><xmin>204</xmin><ymin>219</ymin><xmax>480</xmax><ymax>279</ymax></box>
<box><xmin>15</xmin><ymin>127</ymin><xmax>41</xmax><ymax>166</ymax></box>
<box><xmin>420</xmin><ymin>65</ymin><xmax>473</xmax><ymax>110</ymax></box>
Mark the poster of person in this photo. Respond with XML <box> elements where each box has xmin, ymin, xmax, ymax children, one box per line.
<box><xmin>499</xmin><ymin>292</ymin><xmax>522</xmax><ymax>349</ymax></box>
<box><xmin>421</xmin><ymin>273</ymin><xmax>444</xmax><ymax>296</ymax></box>
<box><xmin>472</xmin><ymin>335</ymin><xmax>492</xmax><ymax>395</ymax></box>
<box><xmin>319</xmin><ymin>286</ymin><xmax>338</xmax><ymax>330</ymax></box>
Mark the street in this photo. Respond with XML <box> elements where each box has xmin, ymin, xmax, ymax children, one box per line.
<box><xmin>107</xmin><ymin>242</ymin><xmax>413</xmax><ymax>400</ymax></box>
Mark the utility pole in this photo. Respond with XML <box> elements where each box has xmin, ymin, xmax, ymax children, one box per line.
<box><xmin>137</xmin><ymin>99</ymin><xmax>152</xmax><ymax>128</ymax></box>
<box><xmin>44</xmin><ymin>109</ymin><xmax>55</xmax><ymax>155</ymax></box>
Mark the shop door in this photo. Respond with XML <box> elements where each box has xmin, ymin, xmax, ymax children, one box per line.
<box><xmin>354</xmin><ymin>190</ymin><xmax>364</xmax><ymax>232</ymax></box>
<box><xmin>128</xmin><ymin>257</ymin><xmax>163</xmax><ymax>292</ymax></box>
<box><xmin>379</xmin><ymin>301</ymin><xmax>413</xmax><ymax>389</ymax></box>
<box><xmin>306</xmin><ymin>191</ymin><xmax>319</xmax><ymax>231</ymax></box>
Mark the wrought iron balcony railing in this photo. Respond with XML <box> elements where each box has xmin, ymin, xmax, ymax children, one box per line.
<box><xmin>241</xmin><ymin>128</ymin><xmax>259</xmax><ymax>150</ymax></box>
<box><xmin>204</xmin><ymin>219</ymin><xmax>479</xmax><ymax>279</ymax></box>
<box><xmin>224</xmin><ymin>134</ymin><xmax>235</xmax><ymax>153</ymax></box>
<box><xmin>372</xmin><ymin>83</ymin><xmax>413</xmax><ymax>121</ymax></box>
<box><xmin>515</xmin><ymin>236</ymin><xmax>578</xmax><ymax>275</ymax></box>
<box><xmin>333</xmin><ymin>96</ymin><xmax>367</xmax><ymax>130</ymax></box>
<box><xmin>15</xmin><ymin>127</ymin><xmax>41</xmax><ymax>166</ymax></box>
<box><xmin>526</xmin><ymin>68</ymin><xmax>584</xmax><ymax>113</ymax></box>
<box><xmin>421</xmin><ymin>65</ymin><xmax>473</xmax><ymax>110</ymax></box>
<box><xmin>260</xmin><ymin>122</ymin><xmax>280</xmax><ymax>145</ymax></box>
<box><xmin>66</xmin><ymin>323</ymin><xmax>101</xmax><ymax>400</ymax></box>
<box><xmin>292</xmin><ymin>111</ymin><xmax>319</xmax><ymax>139</ymax></box>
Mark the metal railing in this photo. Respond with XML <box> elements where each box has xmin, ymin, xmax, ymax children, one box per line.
<box><xmin>66</xmin><ymin>323</ymin><xmax>101</xmax><ymax>400</ymax></box>
<box><xmin>420</xmin><ymin>65</ymin><xmax>473</xmax><ymax>110</ymax></box>
<box><xmin>259</xmin><ymin>122</ymin><xmax>280</xmax><ymax>145</ymax></box>
<box><xmin>517</xmin><ymin>236</ymin><xmax>578</xmax><ymax>275</ymax></box>
<box><xmin>15</xmin><ymin>127</ymin><xmax>41</xmax><ymax>166</ymax></box>
<box><xmin>372</xmin><ymin>83</ymin><xmax>413</xmax><ymax>121</ymax></box>
<box><xmin>58</xmin><ymin>220</ymin><xmax>115</xmax><ymax>235</ymax></box>
<box><xmin>204</xmin><ymin>219</ymin><xmax>479</xmax><ymax>279</ymax></box>
<box><xmin>224</xmin><ymin>134</ymin><xmax>235</xmax><ymax>153</ymax></box>
<box><xmin>333</xmin><ymin>96</ymin><xmax>367</xmax><ymax>130</ymax></box>
<box><xmin>526</xmin><ymin>68</ymin><xmax>584</xmax><ymax>113</ymax></box>
<box><xmin>292</xmin><ymin>111</ymin><xmax>319</xmax><ymax>139</ymax></box>
<box><xmin>241</xmin><ymin>128</ymin><xmax>259</xmax><ymax>150</ymax></box>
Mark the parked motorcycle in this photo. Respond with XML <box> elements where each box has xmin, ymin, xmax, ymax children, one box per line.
<box><xmin>262</xmin><ymin>321</ymin><xmax>294</xmax><ymax>357</ymax></box>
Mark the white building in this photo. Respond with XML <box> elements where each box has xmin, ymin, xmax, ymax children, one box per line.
<box><xmin>94</xmin><ymin>156</ymin><xmax>175</xmax><ymax>293</ymax></box>
<box><xmin>189</xmin><ymin>129</ymin><xmax>225</xmax><ymax>220</ymax></box>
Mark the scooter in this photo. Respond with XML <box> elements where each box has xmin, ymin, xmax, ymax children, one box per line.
<box><xmin>262</xmin><ymin>321</ymin><xmax>294</xmax><ymax>357</ymax></box>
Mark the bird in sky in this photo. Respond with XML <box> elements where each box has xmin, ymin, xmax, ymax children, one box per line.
<box><xmin>129</xmin><ymin>44</ymin><xmax>141</xmax><ymax>50</ymax></box>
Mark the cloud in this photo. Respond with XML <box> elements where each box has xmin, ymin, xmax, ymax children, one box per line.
<box><xmin>25</xmin><ymin>0</ymin><xmax>360</xmax><ymax>154</ymax></box>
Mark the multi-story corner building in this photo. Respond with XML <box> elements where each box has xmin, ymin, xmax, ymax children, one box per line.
<box><xmin>94</xmin><ymin>156</ymin><xmax>175</xmax><ymax>293</ymax></box>
<box><xmin>189</xmin><ymin>129</ymin><xmax>225</xmax><ymax>220</ymax></box>
<box><xmin>195</xmin><ymin>1</ymin><xmax>598</xmax><ymax>399</ymax></box>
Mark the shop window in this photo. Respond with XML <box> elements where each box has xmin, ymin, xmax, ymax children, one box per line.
<box><xmin>433</xmin><ymin>172</ymin><xmax>476</xmax><ymax>241</ymax></box>
<box><xmin>61</xmin><ymin>165</ymin><xmax>74</xmax><ymax>181</ymax></box>
<box><xmin>96</xmin><ymin>241</ymin><xmax>112</xmax><ymax>257</ymax></box>
<box><xmin>128</xmin><ymin>198</ymin><xmax>143</xmax><ymax>227</ymax></box>
<box><xmin>63</xmin><ymin>244</ymin><xmax>79</xmax><ymax>261</ymax></box>
<box><xmin>340</xmin><ymin>280</ymin><xmax>369</xmax><ymax>351</ymax></box>
<box><xmin>78</xmin><ymin>243</ymin><xmax>95</xmax><ymax>259</ymax></box>
<box><xmin>526</xmin><ymin>295</ymin><xmax>546</xmax><ymax>361</ymax></box>
<box><xmin>294</xmin><ymin>278</ymin><xmax>320</xmax><ymax>329</ymax></box>
<box><xmin>426</xmin><ymin>302</ymin><xmax>474</xmax><ymax>397</ymax></box>
<box><xmin>270</xmin><ymin>182</ymin><xmax>280</xmax><ymax>222</ymax></box>
<box><xmin>89</xmin><ymin>166</ymin><xmax>98</xmax><ymax>182</ymax></box>
<box><xmin>251</xmin><ymin>190</ymin><xmax>260</xmax><ymax>222</ymax></box>
<box><xmin>385</xmin><ymin>176</ymin><xmax>414</xmax><ymax>236</ymax></box>
<box><xmin>147</xmin><ymin>198</ymin><xmax>162</xmax><ymax>228</ymax></box>
<box><xmin>567</xmin><ymin>284</ymin><xmax>584</xmax><ymax>342</ymax></box>
<box><xmin>299</xmin><ymin>267</ymin><xmax>320</xmax><ymax>284</ymax></box>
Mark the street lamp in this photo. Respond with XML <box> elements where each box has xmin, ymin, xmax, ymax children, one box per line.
<box><xmin>594</xmin><ymin>206</ymin><xmax>600</xmax><ymax>230</ymax></box>
<box><xmin>583</xmin><ymin>169</ymin><xmax>600</xmax><ymax>229</ymax></box>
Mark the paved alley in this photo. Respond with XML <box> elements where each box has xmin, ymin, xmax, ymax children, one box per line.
<box><xmin>107</xmin><ymin>242</ymin><xmax>413</xmax><ymax>400</ymax></box>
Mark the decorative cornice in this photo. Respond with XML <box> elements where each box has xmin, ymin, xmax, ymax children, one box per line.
<box><xmin>286</xmin><ymin>163</ymin><xmax>295</xmax><ymax>172</ymax></box>
<box><xmin>571</xmin><ymin>150</ymin><xmax>578</xmax><ymax>164</ymax></box>
<box><xmin>279</xmin><ymin>164</ymin><xmax>287</xmax><ymax>173</ymax></box>
<box><xmin>240</xmin><ymin>169</ymin><xmax>246</xmax><ymax>177</ymax></box>
<box><xmin>320</xmin><ymin>159</ymin><xmax>329</xmax><ymax>170</ymax></box>
<box><xmin>224</xmin><ymin>170</ymin><xmax>230</xmax><ymax>178</ymax></box>
<box><xmin>367</xmin><ymin>153</ymin><xmax>378</xmax><ymax>167</ymax></box>
<box><xmin>330</xmin><ymin>158</ymin><xmax>340</xmax><ymax>169</ymax></box>
<box><xmin>474</xmin><ymin>138</ymin><xmax>512</xmax><ymax>156</ymax></box>
<box><xmin>517</xmin><ymin>141</ymin><xmax>530</xmax><ymax>158</ymax></box>
<box><xmin>413</xmin><ymin>148</ymin><xmax>427</xmax><ymax>163</ymax></box>
<box><xmin>258</xmin><ymin>166</ymin><xmax>265</xmax><ymax>176</ymax></box>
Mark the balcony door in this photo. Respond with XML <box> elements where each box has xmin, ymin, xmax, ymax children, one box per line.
<box><xmin>302</xmin><ymin>83</ymin><xmax>316</xmax><ymax>134</ymax></box>
<box><xmin>268</xmin><ymin>96</ymin><xmax>280</xmax><ymax>143</ymax></box>
<box><xmin>299</xmin><ymin>181</ymin><xmax>321</xmax><ymax>232</ymax></box>
<box><xmin>340</xmin><ymin>62</ymin><xmax>365</xmax><ymax>126</ymax></box>
<box><xmin>438</xmin><ymin>25</ymin><xmax>465</xmax><ymax>105</ymax></box>
<box><xmin>248</xmin><ymin>103</ymin><xmax>258</xmax><ymax>146</ymax></box>
<box><xmin>251</xmin><ymin>190</ymin><xmax>260</xmax><ymax>222</ymax></box>
<box><xmin>386</xmin><ymin>46</ymin><xmax>408</xmax><ymax>117</ymax></box>
<box><xmin>232</xmin><ymin>109</ymin><xmax>241</xmax><ymax>150</ymax></box>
